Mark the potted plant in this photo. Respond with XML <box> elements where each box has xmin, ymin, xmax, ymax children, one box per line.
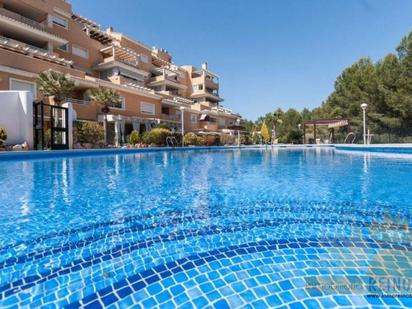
<box><xmin>36</xmin><ymin>71</ymin><xmax>75</xmax><ymax>105</ymax></box>
<box><xmin>87</xmin><ymin>87</ymin><xmax>122</xmax><ymax>146</ymax></box>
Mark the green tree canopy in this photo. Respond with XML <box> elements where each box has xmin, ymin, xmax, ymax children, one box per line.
<box><xmin>37</xmin><ymin>71</ymin><xmax>75</xmax><ymax>105</ymax></box>
<box><xmin>249</xmin><ymin>28</ymin><xmax>412</xmax><ymax>143</ymax></box>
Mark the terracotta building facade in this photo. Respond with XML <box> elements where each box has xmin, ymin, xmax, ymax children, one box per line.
<box><xmin>0</xmin><ymin>0</ymin><xmax>241</xmax><ymax>145</ymax></box>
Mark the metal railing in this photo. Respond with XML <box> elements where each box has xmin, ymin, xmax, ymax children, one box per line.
<box><xmin>116</xmin><ymin>57</ymin><xmax>139</xmax><ymax>68</ymax></box>
<box><xmin>0</xmin><ymin>35</ymin><xmax>50</xmax><ymax>54</ymax></box>
<box><xmin>0</xmin><ymin>8</ymin><xmax>55</xmax><ymax>36</ymax></box>
<box><xmin>62</xmin><ymin>97</ymin><xmax>91</xmax><ymax>105</ymax></box>
<box><xmin>161</xmin><ymin>113</ymin><xmax>181</xmax><ymax>122</ymax></box>
<box><xmin>205</xmin><ymin>88</ymin><xmax>219</xmax><ymax>96</ymax></box>
<box><xmin>120</xmin><ymin>75</ymin><xmax>145</xmax><ymax>87</ymax></box>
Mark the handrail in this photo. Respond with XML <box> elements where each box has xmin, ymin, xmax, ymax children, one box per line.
<box><xmin>344</xmin><ymin>132</ymin><xmax>357</xmax><ymax>144</ymax></box>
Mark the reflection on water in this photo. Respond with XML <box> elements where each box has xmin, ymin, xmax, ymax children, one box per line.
<box><xmin>0</xmin><ymin>148</ymin><xmax>411</xmax><ymax>245</ymax></box>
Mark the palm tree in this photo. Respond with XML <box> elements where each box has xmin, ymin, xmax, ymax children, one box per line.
<box><xmin>87</xmin><ymin>87</ymin><xmax>122</xmax><ymax>145</ymax></box>
<box><xmin>36</xmin><ymin>71</ymin><xmax>75</xmax><ymax>105</ymax></box>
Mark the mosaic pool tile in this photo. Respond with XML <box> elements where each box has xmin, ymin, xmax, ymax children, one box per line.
<box><xmin>0</xmin><ymin>149</ymin><xmax>411</xmax><ymax>308</ymax></box>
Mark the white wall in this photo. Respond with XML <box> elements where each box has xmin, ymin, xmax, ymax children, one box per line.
<box><xmin>0</xmin><ymin>91</ymin><xmax>33</xmax><ymax>147</ymax></box>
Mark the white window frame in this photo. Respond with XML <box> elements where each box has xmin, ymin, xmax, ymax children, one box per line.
<box><xmin>50</xmin><ymin>15</ymin><xmax>68</xmax><ymax>29</ymax></box>
<box><xmin>110</xmin><ymin>96</ymin><xmax>125</xmax><ymax>110</ymax></box>
<box><xmin>72</xmin><ymin>45</ymin><xmax>89</xmax><ymax>59</ymax></box>
<box><xmin>191</xmin><ymin>114</ymin><xmax>198</xmax><ymax>124</ymax></box>
<box><xmin>140</xmin><ymin>102</ymin><xmax>155</xmax><ymax>115</ymax></box>
<box><xmin>9</xmin><ymin>78</ymin><xmax>37</xmax><ymax>98</ymax></box>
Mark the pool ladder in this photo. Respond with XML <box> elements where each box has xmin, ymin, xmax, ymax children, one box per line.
<box><xmin>344</xmin><ymin>132</ymin><xmax>357</xmax><ymax>144</ymax></box>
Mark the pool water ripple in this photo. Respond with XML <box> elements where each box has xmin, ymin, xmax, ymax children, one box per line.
<box><xmin>0</xmin><ymin>148</ymin><xmax>411</xmax><ymax>308</ymax></box>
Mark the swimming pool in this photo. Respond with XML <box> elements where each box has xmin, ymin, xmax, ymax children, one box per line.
<box><xmin>0</xmin><ymin>148</ymin><xmax>411</xmax><ymax>308</ymax></box>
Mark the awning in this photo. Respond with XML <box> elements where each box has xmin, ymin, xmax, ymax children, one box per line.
<box><xmin>328</xmin><ymin>120</ymin><xmax>349</xmax><ymax>129</ymax></box>
<box><xmin>199</xmin><ymin>114</ymin><xmax>209</xmax><ymax>121</ymax></box>
<box><xmin>304</xmin><ymin>119</ymin><xmax>350</xmax><ymax>128</ymax></box>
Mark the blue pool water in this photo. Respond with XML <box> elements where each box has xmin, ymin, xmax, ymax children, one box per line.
<box><xmin>0</xmin><ymin>148</ymin><xmax>411</xmax><ymax>308</ymax></box>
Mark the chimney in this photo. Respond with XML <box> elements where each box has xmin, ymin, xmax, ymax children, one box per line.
<box><xmin>202</xmin><ymin>62</ymin><xmax>208</xmax><ymax>70</ymax></box>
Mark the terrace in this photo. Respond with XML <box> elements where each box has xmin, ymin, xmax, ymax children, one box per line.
<box><xmin>0</xmin><ymin>7</ymin><xmax>67</xmax><ymax>45</ymax></box>
<box><xmin>98</xmin><ymin>45</ymin><xmax>147</xmax><ymax>72</ymax></box>
<box><xmin>0</xmin><ymin>35</ymin><xmax>72</xmax><ymax>67</ymax></box>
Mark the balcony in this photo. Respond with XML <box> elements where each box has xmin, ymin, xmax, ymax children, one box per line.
<box><xmin>0</xmin><ymin>7</ymin><xmax>67</xmax><ymax>44</ymax></box>
<box><xmin>149</xmin><ymin>67</ymin><xmax>186</xmax><ymax>91</ymax></box>
<box><xmin>108</xmin><ymin>75</ymin><xmax>145</xmax><ymax>88</ymax></box>
<box><xmin>161</xmin><ymin>113</ymin><xmax>181</xmax><ymax>122</ymax></box>
<box><xmin>192</xmin><ymin>75</ymin><xmax>219</xmax><ymax>90</ymax></box>
<box><xmin>62</xmin><ymin>97</ymin><xmax>91</xmax><ymax>105</ymax></box>
<box><xmin>97</xmin><ymin>45</ymin><xmax>149</xmax><ymax>77</ymax></box>
<box><xmin>0</xmin><ymin>35</ymin><xmax>72</xmax><ymax>66</ymax></box>
<box><xmin>149</xmin><ymin>75</ymin><xmax>185</xmax><ymax>90</ymax></box>
<box><xmin>190</xmin><ymin>88</ymin><xmax>222</xmax><ymax>102</ymax></box>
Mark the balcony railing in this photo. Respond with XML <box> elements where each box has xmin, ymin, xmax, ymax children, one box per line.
<box><xmin>0</xmin><ymin>8</ymin><xmax>55</xmax><ymax>36</ymax></box>
<box><xmin>117</xmin><ymin>57</ymin><xmax>139</xmax><ymax>68</ymax></box>
<box><xmin>150</xmin><ymin>74</ymin><xmax>180</xmax><ymax>84</ymax></box>
<box><xmin>205</xmin><ymin>89</ymin><xmax>219</xmax><ymax>96</ymax></box>
<box><xmin>161</xmin><ymin>113</ymin><xmax>181</xmax><ymax>122</ymax></box>
<box><xmin>62</xmin><ymin>97</ymin><xmax>90</xmax><ymax>105</ymax></box>
<box><xmin>119</xmin><ymin>75</ymin><xmax>145</xmax><ymax>87</ymax></box>
<box><xmin>0</xmin><ymin>35</ymin><xmax>72</xmax><ymax>66</ymax></box>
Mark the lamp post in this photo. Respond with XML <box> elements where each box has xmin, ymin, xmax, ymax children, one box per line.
<box><xmin>180</xmin><ymin>106</ymin><xmax>185</xmax><ymax>147</ymax></box>
<box><xmin>361</xmin><ymin>103</ymin><xmax>368</xmax><ymax>145</ymax></box>
<box><xmin>236</xmin><ymin>118</ymin><xmax>241</xmax><ymax>147</ymax></box>
<box><xmin>298</xmin><ymin>123</ymin><xmax>302</xmax><ymax>144</ymax></box>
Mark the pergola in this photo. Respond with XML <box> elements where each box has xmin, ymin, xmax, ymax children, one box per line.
<box><xmin>303</xmin><ymin>119</ymin><xmax>350</xmax><ymax>144</ymax></box>
<box><xmin>100</xmin><ymin>45</ymin><xmax>140</xmax><ymax>67</ymax></box>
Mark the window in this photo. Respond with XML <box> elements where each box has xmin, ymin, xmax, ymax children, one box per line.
<box><xmin>191</xmin><ymin>114</ymin><xmax>198</xmax><ymax>124</ymax></box>
<box><xmin>161</xmin><ymin>106</ymin><xmax>170</xmax><ymax>115</ymax></box>
<box><xmin>192</xmin><ymin>84</ymin><xmax>203</xmax><ymax>91</ymax></box>
<box><xmin>10</xmin><ymin>78</ymin><xmax>37</xmax><ymax>98</ymax></box>
<box><xmin>141</xmin><ymin>102</ymin><xmax>155</xmax><ymax>115</ymax></box>
<box><xmin>219</xmin><ymin>118</ymin><xmax>226</xmax><ymax>127</ymax></box>
<box><xmin>50</xmin><ymin>15</ymin><xmax>68</xmax><ymax>29</ymax></box>
<box><xmin>140</xmin><ymin>54</ymin><xmax>149</xmax><ymax>63</ymax></box>
<box><xmin>72</xmin><ymin>45</ymin><xmax>88</xmax><ymax>59</ymax></box>
<box><xmin>110</xmin><ymin>96</ymin><xmax>125</xmax><ymax>110</ymax></box>
<box><xmin>57</xmin><ymin>43</ymin><xmax>69</xmax><ymax>52</ymax></box>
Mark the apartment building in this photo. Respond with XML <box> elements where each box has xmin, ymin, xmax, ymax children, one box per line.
<box><xmin>0</xmin><ymin>0</ymin><xmax>241</xmax><ymax>146</ymax></box>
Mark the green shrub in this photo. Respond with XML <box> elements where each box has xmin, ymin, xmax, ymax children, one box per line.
<box><xmin>0</xmin><ymin>128</ymin><xmax>7</xmax><ymax>146</ymax></box>
<box><xmin>204</xmin><ymin>134</ymin><xmax>220</xmax><ymax>146</ymax></box>
<box><xmin>220</xmin><ymin>134</ymin><xmax>236</xmax><ymax>145</ymax></box>
<box><xmin>128</xmin><ymin>130</ymin><xmax>140</xmax><ymax>145</ymax></box>
<box><xmin>156</xmin><ymin>123</ymin><xmax>171</xmax><ymax>130</ymax></box>
<box><xmin>74</xmin><ymin>121</ymin><xmax>104</xmax><ymax>144</ymax></box>
<box><xmin>142</xmin><ymin>128</ymin><xmax>171</xmax><ymax>146</ymax></box>
<box><xmin>183</xmin><ymin>132</ymin><xmax>204</xmax><ymax>146</ymax></box>
<box><xmin>279</xmin><ymin>129</ymin><xmax>303</xmax><ymax>144</ymax></box>
<box><xmin>240</xmin><ymin>135</ymin><xmax>252</xmax><ymax>145</ymax></box>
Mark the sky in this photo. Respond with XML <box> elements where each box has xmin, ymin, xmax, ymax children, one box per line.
<box><xmin>70</xmin><ymin>0</ymin><xmax>412</xmax><ymax>120</ymax></box>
